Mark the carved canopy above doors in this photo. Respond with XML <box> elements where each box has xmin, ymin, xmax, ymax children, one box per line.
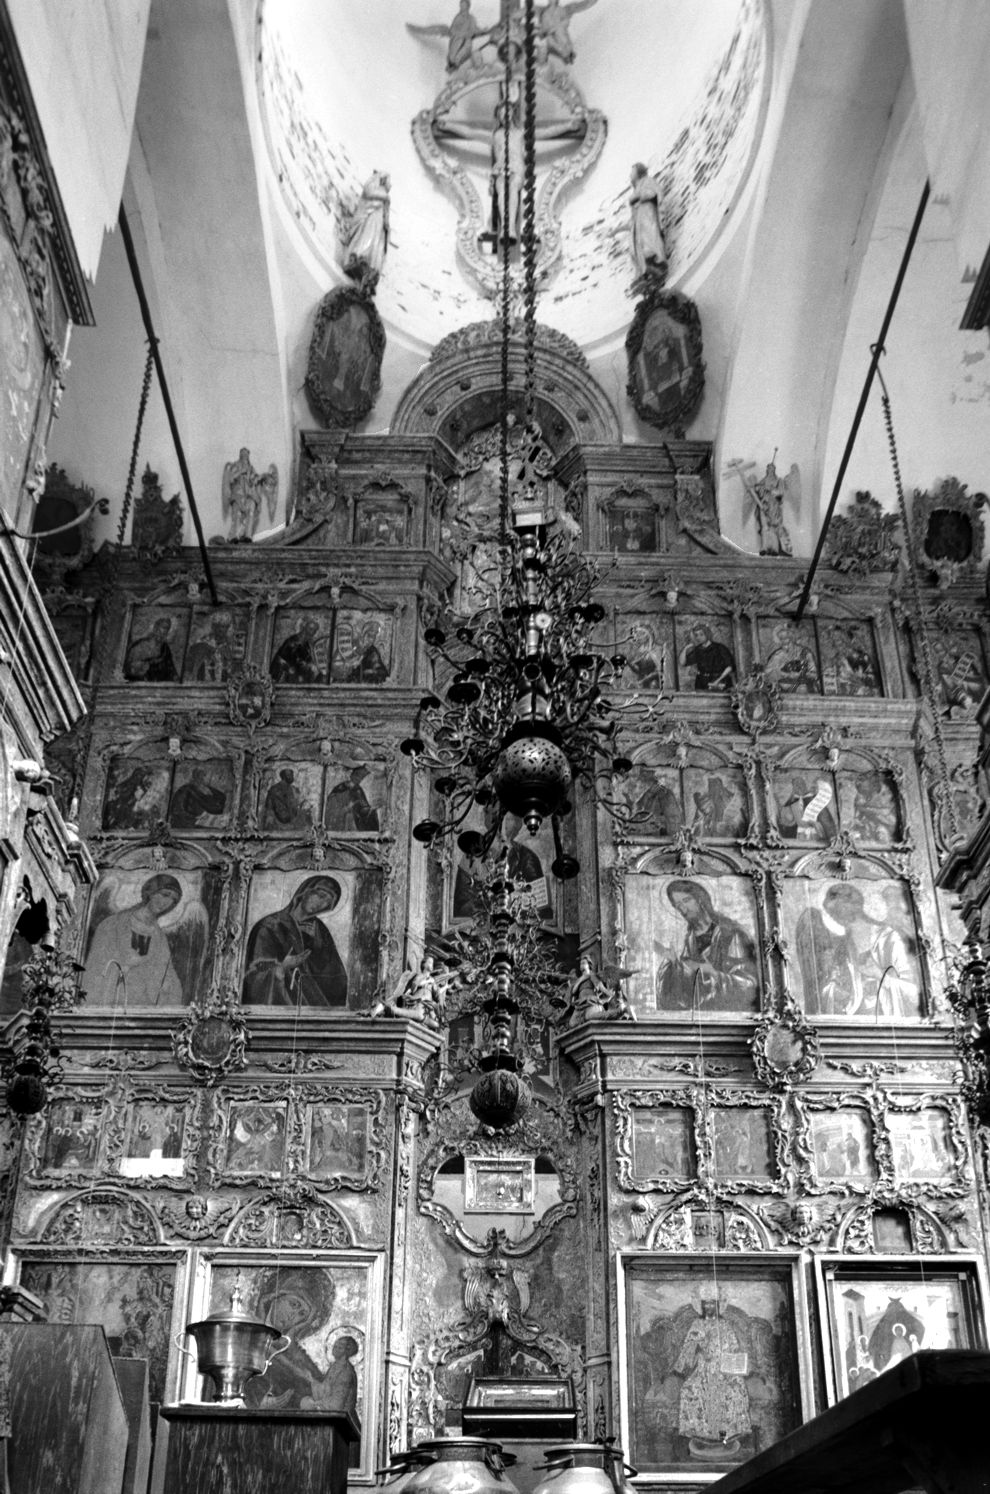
<box><xmin>392</xmin><ymin>319</ymin><xmax>620</xmax><ymax>446</ymax></box>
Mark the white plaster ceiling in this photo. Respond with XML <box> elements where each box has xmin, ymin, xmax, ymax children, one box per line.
<box><xmin>48</xmin><ymin>0</ymin><xmax>990</xmax><ymax>561</ymax></box>
<box><xmin>257</xmin><ymin>0</ymin><xmax>769</xmax><ymax>351</ymax></box>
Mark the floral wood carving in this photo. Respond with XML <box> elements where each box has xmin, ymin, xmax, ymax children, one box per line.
<box><xmin>836</xmin><ymin>1201</ymin><xmax>950</xmax><ymax>1255</ymax></box>
<box><xmin>173</xmin><ymin>997</ymin><xmax>249</xmax><ymax>1086</ymax></box>
<box><xmin>731</xmin><ymin>664</ymin><xmax>781</xmax><ymax>736</ymax></box>
<box><xmin>912</xmin><ymin>475</ymin><xmax>985</xmax><ymax>588</ymax></box>
<box><xmin>824</xmin><ymin>490</ymin><xmax>901</xmax><ymax>575</ymax></box>
<box><xmin>750</xmin><ymin>1014</ymin><xmax>820</xmax><ymax>1090</ymax></box>
<box><xmin>41</xmin><ymin>1189</ymin><xmax>159</xmax><ymax>1246</ymax></box>
<box><xmin>408</xmin><ymin>1245</ymin><xmax>586</xmax><ymax>1443</ymax></box>
<box><xmin>224</xmin><ymin>1183</ymin><xmax>354</xmax><ymax>1249</ymax></box>
<box><xmin>227</xmin><ymin>666</ymin><xmax>273</xmax><ymax>734</ymax></box>
<box><xmin>132</xmin><ymin>464</ymin><xmax>183</xmax><ymax>569</ymax></box>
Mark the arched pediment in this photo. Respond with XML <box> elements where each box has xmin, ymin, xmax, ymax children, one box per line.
<box><xmin>392</xmin><ymin>321</ymin><xmax>620</xmax><ymax>447</ymax></box>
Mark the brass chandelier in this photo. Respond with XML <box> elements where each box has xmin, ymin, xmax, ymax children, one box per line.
<box><xmin>402</xmin><ymin>0</ymin><xmax>634</xmax><ymax>878</ymax></box>
<box><xmin>403</xmin><ymin>524</ymin><xmax>631</xmax><ymax>866</ymax></box>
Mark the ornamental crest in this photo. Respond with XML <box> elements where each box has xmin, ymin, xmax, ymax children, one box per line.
<box><xmin>824</xmin><ymin>490</ymin><xmax>901</xmax><ymax>576</ymax></box>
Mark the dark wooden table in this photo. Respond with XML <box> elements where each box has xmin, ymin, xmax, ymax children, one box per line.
<box><xmin>151</xmin><ymin>1405</ymin><xmax>359</xmax><ymax>1494</ymax></box>
<box><xmin>709</xmin><ymin>1350</ymin><xmax>990</xmax><ymax>1494</ymax></box>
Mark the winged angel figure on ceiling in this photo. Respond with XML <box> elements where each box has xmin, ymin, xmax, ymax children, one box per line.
<box><xmin>409</xmin><ymin>0</ymin><xmax>598</xmax><ymax>71</ymax></box>
<box><xmin>409</xmin><ymin>0</ymin><xmax>606</xmax><ymax>300</ymax></box>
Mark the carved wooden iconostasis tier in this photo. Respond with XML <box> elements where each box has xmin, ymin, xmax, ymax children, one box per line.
<box><xmin>15</xmin><ymin>369</ymin><xmax>990</xmax><ymax>1490</ymax></box>
<box><xmin>0</xmin><ymin>48</ymin><xmax>99</xmax><ymax>1079</ymax></box>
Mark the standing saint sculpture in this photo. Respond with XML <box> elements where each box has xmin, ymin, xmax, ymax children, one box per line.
<box><xmin>343</xmin><ymin>171</ymin><xmax>391</xmax><ymax>294</ymax></box>
<box><xmin>629</xmin><ymin>162</ymin><xmax>667</xmax><ymax>286</ymax></box>
<box><xmin>724</xmin><ymin>456</ymin><xmax>800</xmax><ymax>557</ymax></box>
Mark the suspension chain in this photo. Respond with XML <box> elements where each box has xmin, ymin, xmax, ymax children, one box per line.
<box><xmin>878</xmin><ymin>359</ymin><xmax>960</xmax><ymax>844</ymax></box>
<box><xmin>498</xmin><ymin>31</ymin><xmax>513</xmax><ymax>533</ymax></box>
<box><xmin>116</xmin><ymin>342</ymin><xmax>155</xmax><ymax>552</ymax></box>
<box><xmin>71</xmin><ymin>341</ymin><xmax>157</xmax><ymax>812</ymax></box>
<box><xmin>522</xmin><ymin>0</ymin><xmax>538</xmax><ymax>434</ymax></box>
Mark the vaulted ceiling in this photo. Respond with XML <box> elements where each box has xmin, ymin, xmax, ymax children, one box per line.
<box><xmin>46</xmin><ymin>0</ymin><xmax>990</xmax><ymax>556</ymax></box>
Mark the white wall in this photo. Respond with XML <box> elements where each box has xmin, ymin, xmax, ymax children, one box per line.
<box><xmin>6</xmin><ymin>0</ymin><xmax>149</xmax><ymax>281</ymax></box>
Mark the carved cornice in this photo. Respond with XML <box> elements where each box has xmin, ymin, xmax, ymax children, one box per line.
<box><xmin>0</xmin><ymin>12</ymin><xmax>93</xmax><ymax>326</ymax></box>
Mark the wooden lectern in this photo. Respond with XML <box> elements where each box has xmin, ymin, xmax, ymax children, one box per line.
<box><xmin>151</xmin><ymin>1405</ymin><xmax>360</xmax><ymax>1494</ymax></box>
<box><xmin>709</xmin><ymin>1350</ymin><xmax>990</xmax><ymax>1494</ymax></box>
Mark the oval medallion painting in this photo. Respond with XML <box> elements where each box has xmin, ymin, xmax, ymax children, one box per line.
<box><xmin>306</xmin><ymin>286</ymin><xmax>385</xmax><ymax>429</ymax></box>
<box><xmin>626</xmin><ymin>289</ymin><xmax>704</xmax><ymax>433</ymax></box>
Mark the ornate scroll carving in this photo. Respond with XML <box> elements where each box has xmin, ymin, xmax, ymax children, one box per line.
<box><xmin>41</xmin><ymin>1189</ymin><xmax>160</xmax><ymax>1246</ymax></box>
<box><xmin>173</xmin><ymin>997</ymin><xmax>249</xmax><ymax>1086</ymax></box>
<box><xmin>224</xmin><ymin>1183</ymin><xmax>354</xmax><ymax>1249</ymax></box>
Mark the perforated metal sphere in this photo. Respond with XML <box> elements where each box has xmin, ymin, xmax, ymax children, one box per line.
<box><xmin>493</xmin><ymin>733</ymin><xmax>572</xmax><ymax>832</ymax></box>
<box><xmin>7</xmin><ymin>1072</ymin><xmax>47</xmax><ymax>1115</ymax></box>
<box><xmin>469</xmin><ymin>1068</ymin><xmax>531</xmax><ymax>1129</ymax></box>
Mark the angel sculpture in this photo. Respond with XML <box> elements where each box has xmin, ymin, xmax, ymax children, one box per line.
<box><xmin>157</xmin><ymin>1195</ymin><xmax>238</xmax><ymax>1242</ymax></box>
<box><xmin>565</xmin><ymin>955</ymin><xmax>637</xmax><ymax>1025</ymax></box>
<box><xmin>221</xmin><ymin>448</ymin><xmax>279</xmax><ymax>542</ymax></box>
<box><xmin>369</xmin><ymin>955</ymin><xmax>453</xmax><ymax>1028</ymax></box>
<box><xmin>407</xmin><ymin>0</ymin><xmax>487</xmax><ymax>71</ymax></box>
<box><xmin>462</xmin><ymin>1258</ymin><xmax>536</xmax><ymax>1335</ymax></box>
<box><xmin>538</xmin><ymin>0</ymin><xmax>599</xmax><ymax>65</ymax></box>
<box><xmin>724</xmin><ymin>456</ymin><xmax>800</xmax><ymax>557</ymax></box>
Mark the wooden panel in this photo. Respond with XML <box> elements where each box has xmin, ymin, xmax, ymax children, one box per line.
<box><xmin>709</xmin><ymin>1350</ymin><xmax>990</xmax><ymax>1494</ymax></box>
<box><xmin>112</xmin><ymin>1358</ymin><xmax>152</xmax><ymax>1494</ymax></box>
<box><xmin>153</xmin><ymin>1407</ymin><xmax>358</xmax><ymax>1494</ymax></box>
<box><xmin>5</xmin><ymin>1324</ymin><xmax>128</xmax><ymax>1494</ymax></box>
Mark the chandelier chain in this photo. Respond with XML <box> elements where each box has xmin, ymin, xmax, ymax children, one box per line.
<box><xmin>498</xmin><ymin>32</ymin><xmax>513</xmax><ymax>533</ymax></box>
<box><xmin>522</xmin><ymin>0</ymin><xmax>538</xmax><ymax>432</ymax></box>
<box><xmin>117</xmin><ymin>342</ymin><xmax>155</xmax><ymax>554</ymax></box>
<box><xmin>878</xmin><ymin>360</ymin><xmax>960</xmax><ymax>844</ymax></box>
